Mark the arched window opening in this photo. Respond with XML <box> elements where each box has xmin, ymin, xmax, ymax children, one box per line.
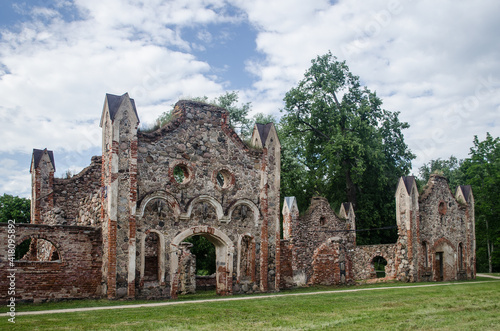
<box><xmin>15</xmin><ymin>238</ymin><xmax>60</xmax><ymax>262</ymax></box>
<box><xmin>372</xmin><ymin>256</ymin><xmax>387</xmax><ymax>278</ymax></box>
<box><xmin>144</xmin><ymin>232</ymin><xmax>160</xmax><ymax>282</ymax></box>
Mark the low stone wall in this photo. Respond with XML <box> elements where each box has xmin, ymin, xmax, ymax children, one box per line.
<box><xmin>352</xmin><ymin>244</ymin><xmax>397</xmax><ymax>280</ymax></box>
<box><xmin>0</xmin><ymin>224</ymin><xmax>103</xmax><ymax>302</ymax></box>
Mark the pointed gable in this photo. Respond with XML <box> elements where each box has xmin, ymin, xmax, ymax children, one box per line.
<box><xmin>456</xmin><ymin>185</ymin><xmax>473</xmax><ymax>203</ymax></box>
<box><xmin>251</xmin><ymin>122</ymin><xmax>280</xmax><ymax>149</ymax></box>
<box><xmin>100</xmin><ymin>93</ymin><xmax>139</xmax><ymax>127</ymax></box>
<box><xmin>339</xmin><ymin>202</ymin><xmax>354</xmax><ymax>218</ymax></box>
<box><xmin>31</xmin><ymin>148</ymin><xmax>55</xmax><ymax>173</ymax></box>
<box><xmin>282</xmin><ymin>196</ymin><xmax>299</xmax><ymax>215</ymax></box>
<box><xmin>396</xmin><ymin>176</ymin><xmax>417</xmax><ymax>197</ymax></box>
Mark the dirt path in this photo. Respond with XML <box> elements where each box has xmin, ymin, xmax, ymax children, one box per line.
<box><xmin>15</xmin><ymin>279</ymin><xmax>499</xmax><ymax>316</ymax></box>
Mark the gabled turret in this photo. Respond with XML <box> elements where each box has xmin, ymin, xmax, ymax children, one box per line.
<box><xmin>30</xmin><ymin>148</ymin><xmax>55</xmax><ymax>224</ymax></box>
<box><xmin>282</xmin><ymin>197</ymin><xmax>299</xmax><ymax>240</ymax></box>
<box><xmin>250</xmin><ymin>123</ymin><xmax>280</xmax><ymax>149</ymax></box>
<box><xmin>100</xmin><ymin>92</ymin><xmax>140</xmax><ymax>299</ymax></box>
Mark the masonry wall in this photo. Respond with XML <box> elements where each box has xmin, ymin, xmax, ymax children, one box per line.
<box><xmin>352</xmin><ymin>244</ymin><xmax>397</xmax><ymax>280</ymax></box>
<box><xmin>0</xmin><ymin>224</ymin><xmax>103</xmax><ymax>302</ymax></box>
<box><xmin>282</xmin><ymin>197</ymin><xmax>355</xmax><ymax>287</ymax></box>
<box><xmin>119</xmin><ymin>100</ymin><xmax>281</xmax><ymax>299</ymax></box>
<box><xmin>41</xmin><ymin>156</ymin><xmax>102</xmax><ymax>226</ymax></box>
<box><xmin>417</xmin><ymin>175</ymin><xmax>475</xmax><ymax>281</ymax></box>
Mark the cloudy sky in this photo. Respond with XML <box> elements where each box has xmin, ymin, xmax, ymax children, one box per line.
<box><xmin>0</xmin><ymin>0</ymin><xmax>499</xmax><ymax>198</ymax></box>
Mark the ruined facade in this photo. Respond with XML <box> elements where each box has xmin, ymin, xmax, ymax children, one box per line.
<box><xmin>0</xmin><ymin>93</ymin><xmax>475</xmax><ymax>302</ymax></box>
<box><xmin>279</xmin><ymin>175</ymin><xmax>476</xmax><ymax>287</ymax></box>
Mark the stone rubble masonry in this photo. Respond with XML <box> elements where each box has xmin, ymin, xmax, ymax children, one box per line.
<box><xmin>39</xmin><ymin>156</ymin><xmax>102</xmax><ymax>226</ymax></box>
<box><xmin>9</xmin><ymin>92</ymin><xmax>475</xmax><ymax>303</ymax></box>
<box><xmin>282</xmin><ymin>174</ymin><xmax>475</xmax><ymax>286</ymax></box>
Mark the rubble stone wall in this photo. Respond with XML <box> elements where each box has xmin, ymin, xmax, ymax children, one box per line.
<box><xmin>352</xmin><ymin>244</ymin><xmax>397</xmax><ymax>280</ymax></box>
<box><xmin>42</xmin><ymin>156</ymin><xmax>102</xmax><ymax>226</ymax></box>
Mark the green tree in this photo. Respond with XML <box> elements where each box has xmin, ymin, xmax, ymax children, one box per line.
<box><xmin>280</xmin><ymin>51</ymin><xmax>415</xmax><ymax>244</ymax></box>
<box><xmin>184</xmin><ymin>236</ymin><xmax>216</xmax><ymax>275</ymax></box>
<box><xmin>0</xmin><ymin>194</ymin><xmax>31</xmax><ymax>223</ymax></box>
<box><xmin>460</xmin><ymin>133</ymin><xmax>500</xmax><ymax>273</ymax></box>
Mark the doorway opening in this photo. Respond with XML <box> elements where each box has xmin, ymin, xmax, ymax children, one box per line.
<box><xmin>372</xmin><ymin>256</ymin><xmax>388</xmax><ymax>278</ymax></box>
<box><xmin>171</xmin><ymin>227</ymin><xmax>234</xmax><ymax>298</ymax></box>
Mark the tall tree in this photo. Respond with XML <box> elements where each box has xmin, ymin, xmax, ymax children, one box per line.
<box><xmin>460</xmin><ymin>133</ymin><xmax>500</xmax><ymax>272</ymax></box>
<box><xmin>0</xmin><ymin>194</ymin><xmax>31</xmax><ymax>223</ymax></box>
<box><xmin>280</xmin><ymin>52</ymin><xmax>415</xmax><ymax>244</ymax></box>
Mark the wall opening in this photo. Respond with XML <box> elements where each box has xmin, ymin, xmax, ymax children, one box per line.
<box><xmin>15</xmin><ymin>237</ymin><xmax>60</xmax><ymax>262</ymax></box>
<box><xmin>144</xmin><ymin>232</ymin><xmax>160</xmax><ymax>282</ymax></box>
<box><xmin>372</xmin><ymin>256</ymin><xmax>387</xmax><ymax>278</ymax></box>
<box><xmin>171</xmin><ymin>227</ymin><xmax>233</xmax><ymax>298</ymax></box>
<box><xmin>423</xmin><ymin>241</ymin><xmax>429</xmax><ymax>268</ymax></box>
<box><xmin>436</xmin><ymin>252</ymin><xmax>444</xmax><ymax>281</ymax></box>
<box><xmin>183</xmin><ymin>235</ymin><xmax>216</xmax><ymax>276</ymax></box>
<box><xmin>458</xmin><ymin>243</ymin><xmax>464</xmax><ymax>271</ymax></box>
<box><xmin>238</xmin><ymin>235</ymin><xmax>256</xmax><ymax>282</ymax></box>
<box><xmin>173</xmin><ymin>164</ymin><xmax>190</xmax><ymax>184</ymax></box>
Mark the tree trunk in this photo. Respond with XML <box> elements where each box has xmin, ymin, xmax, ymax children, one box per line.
<box><xmin>345</xmin><ymin>166</ymin><xmax>357</xmax><ymax>208</ymax></box>
<box><xmin>486</xmin><ymin>219</ymin><xmax>492</xmax><ymax>273</ymax></box>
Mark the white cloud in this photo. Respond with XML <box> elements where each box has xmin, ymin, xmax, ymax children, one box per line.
<box><xmin>1</xmin><ymin>0</ymin><xmax>499</xmax><ymax>197</ymax></box>
<box><xmin>235</xmin><ymin>0</ymin><xmax>500</xmax><ymax>173</ymax></box>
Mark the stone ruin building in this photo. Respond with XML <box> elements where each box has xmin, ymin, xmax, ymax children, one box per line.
<box><xmin>0</xmin><ymin>93</ymin><xmax>476</xmax><ymax>302</ymax></box>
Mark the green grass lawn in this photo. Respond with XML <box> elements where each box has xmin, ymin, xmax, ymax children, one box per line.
<box><xmin>3</xmin><ymin>280</ymin><xmax>500</xmax><ymax>330</ymax></box>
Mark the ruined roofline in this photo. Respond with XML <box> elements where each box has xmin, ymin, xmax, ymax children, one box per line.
<box><xmin>138</xmin><ymin>99</ymin><xmax>261</xmax><ymax>155</ymax></box>
<box><xmin>53</xmin><ymin>155</ymin><xmax>102</xmax><ymax>183</ymax></box>
<box><xmin>418</xmin><ymin>173</ymin><xmax>471</xmax><ymax>206</ymax></box>
<box><xmin>300</xmin><ymin>196</ymin><xmax>351</xmax><ymax>220</ymax></box>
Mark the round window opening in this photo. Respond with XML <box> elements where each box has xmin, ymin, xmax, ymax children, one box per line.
<box><xmin>215</xmin><ymin>169</ymin><xmax>233</xmax><ymax>189</ymax></box>
<box><xmin>173</xmin><ymin>164</ymin><xmax>190</xmax><ymax>184</ymax></box>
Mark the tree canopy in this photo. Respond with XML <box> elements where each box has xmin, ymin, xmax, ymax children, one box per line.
<box><xmin>279</xmin><ymin>51</ymin><xmax>415</xmax><ymax>244</ymax></box>
<box><xmin>0</xmin><ymin>194</ymin><xmax>31</xmax><ymax>223</ymax></box>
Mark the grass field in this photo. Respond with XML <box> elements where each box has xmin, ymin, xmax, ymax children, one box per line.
<box><xmin>4</xmin><ymin>279</ymin><xmax>500</xmax><ymax>330</ymax></box>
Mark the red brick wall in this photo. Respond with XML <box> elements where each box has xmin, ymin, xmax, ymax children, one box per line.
<box><xmin>0</xmin><ymin>224</ymin><xmax>102</xmax><ymax>302</ymax></box>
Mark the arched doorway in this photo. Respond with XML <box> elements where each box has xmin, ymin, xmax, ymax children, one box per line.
<box><xmin>170</xmin><ymin>226</ymin><xmax>234</xmax><ymax>298</ymax></box>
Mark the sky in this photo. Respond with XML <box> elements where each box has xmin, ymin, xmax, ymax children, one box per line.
<box><xmin>0</xmin><ymin>0</ymin><xmax>498</xmax><ymax>198</ymax></box>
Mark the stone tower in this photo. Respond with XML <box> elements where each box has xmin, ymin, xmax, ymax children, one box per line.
<box><xmin>100</xmin><ymin>93</ymin><xmax>140</xmax><ymax>298</ymax></box>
